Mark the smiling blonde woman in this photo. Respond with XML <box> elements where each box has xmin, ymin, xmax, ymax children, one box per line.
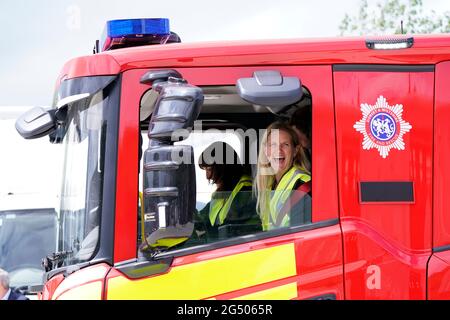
<box><xmin>255</xmin><ymin>121</ymin><xmax>312</xmax><ymax>231</ymax></box>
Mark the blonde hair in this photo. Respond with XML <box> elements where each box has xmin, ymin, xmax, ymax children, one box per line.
<box><xmin>255</xmin><ymin>121</ymin><xmax>310</xmax><ymax>218</ymax></box>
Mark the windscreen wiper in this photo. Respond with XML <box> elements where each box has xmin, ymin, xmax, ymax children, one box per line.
<box><xmin>14</xmin><ymin>285</ymin><xmax>43</xmax><ymax>296</ymax></box>
<box><xmin>42</xmin><ymin>250</ymin><xmax>72</xmax><ymax>272</ymax></box>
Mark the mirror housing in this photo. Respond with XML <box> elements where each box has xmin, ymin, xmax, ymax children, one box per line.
<box><xmin>236</xmin><ymin>70</ymin><xmax>302</xmax><ymax>114</ymax></box>
<box><xmin>140</xmin><ymin>69</ymin><xmax>182</xmax><ymax>85</ymax></box>
<box><xmin>139</xmin><ymin>70</ymin><xmax>183</xmax><ymax>122</ymax></box>
<box><xmin>142</xmin><ymin>145</ymin><xmax>196</xmax><ymax>250</ymax></box>
<box><xmin>148</xmin><ymin>77</ymin><xmax>203</xmax><ymax>141</ymax></box>
<box><xmin>15</xmin><ymin>93</ymin><xmax>92</xmax><ymax>141</ymax></box>
<box><xmin>15</xmin><ymin>107</ymin><xmax>56</xmax><ymax>139</ymax></box>
<box><xmin>141</xmin><ymin>74</ymin><xmax>203</xmax><ymax>252</ymax></box>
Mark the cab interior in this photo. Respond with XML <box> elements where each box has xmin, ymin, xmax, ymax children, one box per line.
<box><xmin>138</xmin><ymin>77</ymin><xmax>312</xmax><ymax>254</ymax></box>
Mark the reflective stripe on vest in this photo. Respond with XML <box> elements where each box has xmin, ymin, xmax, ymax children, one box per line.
<box><xmin>267</xmin><ymin>166</ymin><xmax>310</xmax><ymax>230</ymax></box>
<box><xmin>209</xmin><ymin>175</ymin><xmax>253</xmax><ymax>226</ymax></box>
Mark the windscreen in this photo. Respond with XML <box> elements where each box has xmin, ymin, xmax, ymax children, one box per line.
<box><xmin>56</xmin><ymin>90</ymin><xmax>108</xmax><ymax>266</ymax></box>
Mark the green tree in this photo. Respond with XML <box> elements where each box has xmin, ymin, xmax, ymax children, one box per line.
<box><xmin>339</xmin><ymin>0</ymin><xmax>450</xmax><ymax>35</ymax></box>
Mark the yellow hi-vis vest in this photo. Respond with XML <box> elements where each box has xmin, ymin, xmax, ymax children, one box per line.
<box><xmin>209</xmin><ymin>175</ymin><xmax>253</xmax><ymax>226</ymax></box>
<box><xmin>262</xmin><ymin>166</ymin><xmax>311</xmax><ymax>231</ymax></box>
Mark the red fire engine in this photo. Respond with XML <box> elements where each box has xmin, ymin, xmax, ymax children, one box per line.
<box><xmin>15</xmin><ymin>18</ymin><xmax>450</xmax><ymax>300</ymax></box>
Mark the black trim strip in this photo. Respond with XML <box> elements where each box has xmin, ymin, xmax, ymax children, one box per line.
<box><xmin>306</xmin><ymin>293</ymin><xmax>337</xmax><ymax>300</ymax></box>
<box><xmin>57</xmin><ymin>75</ymin><xmax>117</xmax><ymax>102</ymax></box>
<box><xmin>433</xmin><ymin>244</ymin><xmax>450</xmax><ymax>253</ymax></box>
<box><xmin>333</xmin><ymin>64</ymin><xmax>435</xmax><ymax>73</ymax></box>
<box><xmin>156</xmin><ymin>218</ymin><xmax>339</xmax><ymax>259</ymax></box>
<box><xmin>96</xmin><ymin>76</ymin><xmax>122</xmax><ymax>265</ymax></box>
<box><xmin>360</xmin><ymin>181</ymin><xmax>414</xmax><ymax>203</ymax></box>
<box><xmin>45</xmin><ymin>258</ymin><xmax>111</xmax><ymax>281</ymax></box>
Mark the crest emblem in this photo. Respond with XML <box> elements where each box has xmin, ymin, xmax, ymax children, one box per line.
<box><xmin>353</xmin><ymin>96</ymin><xmax>412</xmax><ymax>159</ymax></box>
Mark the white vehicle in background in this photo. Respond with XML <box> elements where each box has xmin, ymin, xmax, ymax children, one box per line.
<box><xmin>0</xmin><ymin>196</ymin><xmax>57</xmax><ymax>298</ymax></box>
<box><xmin>0</xmin><ymin>106</ymin><xmax>61</xmax><ymax>298</ymax></box>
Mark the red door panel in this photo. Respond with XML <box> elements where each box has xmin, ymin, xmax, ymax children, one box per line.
<box><xmin>295</xmin><ymin>225</ymin><xmax>344</xmax><ymax>300</ymax></box>
<box><xmin>433</xmin><ymin>61</ymin><xmax>450</xmax><ymax>248</ymax></box>
<box><xmin>428</xmin><ymin>251</ymin><xmax>450</xmax><ymax>300</ymax></box>
<box><xmin>428</xmin><ymin>251</ymin><xmax>450</xmax><ymax>299</ymax></box>
<box><xmin>112</xmin><ymin>65</ymin><xmax>343</xmax><ymax>299</ymax></box>
<box><xmin>334</xmin><ymin>66</ymin><xmax>434</xmax><ymax>299</ymax></box>
<box><xmin>428</xmin><ymin>61</ymin><xmax>450</xmax><ymax>299</ymax></box>
<box><xmin>115</xmin><ymin>65</ymin><xmax>340</xmax><ymax>263</ymax></box>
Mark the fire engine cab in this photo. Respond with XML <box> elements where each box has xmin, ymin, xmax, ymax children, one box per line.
<box><xmin>15</xmin><ymin>18</ymin><xmax>450</xmax><ymax>300</ymax></box>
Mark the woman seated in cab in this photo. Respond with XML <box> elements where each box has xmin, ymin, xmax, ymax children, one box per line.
<box><xmin>256</xmin><ymin>121</ymin><xmax>312</xmax><ymax>231</ymax></box>
<box><xmin>192</xmin><ymin>141</ymin><xmax>261</xmax><ymax>243</ymax></box>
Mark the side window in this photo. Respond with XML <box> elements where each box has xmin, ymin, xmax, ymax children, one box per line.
<box><xmin>140</xmin><ymin>131</ymin><xmax>245</xmax><ymax>213</ymax></box>
<box><xmin>140</xmin><ymin>128</ymin><xmax>261</xmax><ymax>246</ymax></box>
<box><xmin>138</xmin><ymin>80</ymin><xmax>314</xmax><ymax>252</ymax></box>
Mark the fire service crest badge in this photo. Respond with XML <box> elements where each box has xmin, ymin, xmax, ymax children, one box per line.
<box><xmin>353</xmin><ymin>96</ymin><xmax>412</xmax><ymax>159</ymax></box>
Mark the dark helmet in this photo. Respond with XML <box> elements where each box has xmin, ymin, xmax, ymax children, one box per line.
<box><xmin>198</xmin><ymin>141</ymin><xmax>241</xmax><ymax>169</ymax></box>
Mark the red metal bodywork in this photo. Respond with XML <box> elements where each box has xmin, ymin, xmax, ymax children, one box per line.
<box><xmin>427</xmin><ymin>61</ymin><xmax>450</xmax><ymax>299</ymax></box>
<box><xmin>44</xmin><ymin>35</ymin><xmax>450</xmax><ymax>299</ymax></box>
<box><xmin>104</xmin><ymin>225</ymin><xmax>343</xmax><ymax>300</ymax></box>
<box><xmin>428</xmin><ymin>251</ymin><xmax>450</xmax><ymax>299</ymax></box>
<box><xmin>334</xmin><ymin>69</ymin><xmax>434</xmax><ymax>299</ymax></box>
<box><xmin>115</xmin><ymin>65</ymin><xmax>339</xmax><ymax>264</ymax></box>
<box><xmin>107</xmin><ymin>65</ymin><xmax>342</xmax><ymax>300</ymax></box>
<box><xmin>57</xmin><ymin>35</ymin><xmax>450</xmax><ymax>80</ymax></box>
<box><xmin>44</xmin><ymin>264</ymin><xmax>111</xmax><ymax>300</ymax></box>
<box><xmin>433</xmin><ymin>61</ymin><xmax>450</xmax><ymax>248</ymax></box>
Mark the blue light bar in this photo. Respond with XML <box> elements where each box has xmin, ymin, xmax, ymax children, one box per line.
<box><xmin>99</xmin><ymin>18</ymin><xmax>173</xmax><ymax>52</ymax></box>
<box><xmin>108</xmin><ymin>18</ymin><xmax>169</xmax><ymax>37</ymax></box>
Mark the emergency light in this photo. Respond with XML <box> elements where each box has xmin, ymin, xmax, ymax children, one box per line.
<box><xmin>97</xmin><ymin>18</ymin><xmax>181</xmax><ymax>53</ymax></box>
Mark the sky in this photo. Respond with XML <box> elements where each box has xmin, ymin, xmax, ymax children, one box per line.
<box><xmin>0</xmin><ymin>0</ymin><xmax>449</xmax><ymax>204</ymax></box>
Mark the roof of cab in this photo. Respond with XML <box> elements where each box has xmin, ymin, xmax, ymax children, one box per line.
<box><xmin>58</xmin><ymin>34</ymin><xmax>450</xmax><ymax>81</ymax></box>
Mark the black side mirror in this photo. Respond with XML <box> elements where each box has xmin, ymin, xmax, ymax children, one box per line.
<box><xmin>142</xmin><ymin>145</ymin><xmax>196</xmax><ymax>250</ymax></box>
<box><xmin>141</xmin><ymin>75</ymin><xmax>203</xmax><ymax>252</ymax></box>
